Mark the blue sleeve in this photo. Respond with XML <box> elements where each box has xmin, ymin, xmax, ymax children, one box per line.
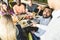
<box><xmin>34</xmin><ymin>28</ymin><xmax>46</xmax><ymax>37</ymax></box>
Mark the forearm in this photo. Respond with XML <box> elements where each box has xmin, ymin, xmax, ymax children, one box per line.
<box><xmin>13</xmin><ymin>7</ymin><xmax>18</xmax><ymax>15</ymax></box>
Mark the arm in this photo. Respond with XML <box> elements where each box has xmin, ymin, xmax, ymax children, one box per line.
<box><xmin>32</xmin><ymin>23</ymin><xmax>48</xmax><ymax>31</ymax></box>
<box><xmin>21</xmin><ymin>4</ymin><xmax>26</xmax><ymax>13</ymax></box>
<box><xmin>34</xmin><ymin>28</ymin><xmax>46</xmax><ymax>37</ymax></box>
<box><xmin>37</xmin><ymin>5</ymin><xmax>42</xmax><ymax>13</ymax></box>
<box><xmin>36</xmin><ymin>24</ymin><xmax>47</xmax><ymax>30</ymax></box>
<box><xmin>23</xmin><ymin>6</ymin><xmax>26</xmax><ymax>13</ymax></box>
<box><xmin>13</xmin><ymin>6</ymin><xmax>18</xmax><ymax>15</ymax></box>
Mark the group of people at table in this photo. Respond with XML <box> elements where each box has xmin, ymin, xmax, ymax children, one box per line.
<box><xmin>0</xmin><ymin>0</ymin><xmax>55</xmax><ymax>40</ymax></box>
<box><xmin>13</xmin><ymin>0</ymin><xmax>53</xmax><ymax>39</ymax></box>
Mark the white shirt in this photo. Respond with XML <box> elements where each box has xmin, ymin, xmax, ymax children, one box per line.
<box><xmin>36</xmin><ymin>10</ymin><xmax>60</xmax><ymax>40</ymax></box>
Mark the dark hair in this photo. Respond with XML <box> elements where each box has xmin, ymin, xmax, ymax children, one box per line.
<box><xmin>44</xmin><ymin>6</ymin><xmax>50</xmax><ymax>10</ymax></box>
<box><xmin>2</xmin><ymin>1</ymin><xmax>7</xmax><ymax>6</ymax></box>
<box><xmin>43</xmin><ymin>6</ymin><xmax>54</xmax><ymax>18</ymax></box>
<box><xmin>43</xmin><ymin>6</ymin><xmax>53</xmax><ymax>13</ymax></box>
<box><xmin>16</xmin><ymin>0</ymin><xmax>21</xmax><ymax>6</ymax></box>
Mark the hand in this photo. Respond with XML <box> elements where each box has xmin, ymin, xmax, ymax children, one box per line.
<box><xmin>31</xmin><ymin>22</ymin><xmax>37</xmax><ymax>27</ymax></box>
<box><xmin>37</xmin><ymin>5</ymin><xmax>42</xmax><ymax>10</ymax></box>
<box><xmin>31</xmin><ymin>31</ymin><xmax>35</xmax><ymax>34</ymax></box>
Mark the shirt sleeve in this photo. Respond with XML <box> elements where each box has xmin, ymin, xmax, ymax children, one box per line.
<box><xmin>37</xmin><ymin>17</ymin><xmax>41</xmax><ymax>24</ymax></box>
<box><xmin>36</xmin><ymin>24</ymin><xmax>47</xmax><ymax>30</ymax></box>
<box><xmin>34</xmin><ymin>28</ymin><xmax>46</xmax><ymax>37</ymax></box>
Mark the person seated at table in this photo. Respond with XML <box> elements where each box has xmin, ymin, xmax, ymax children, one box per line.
<box><xmin>26</xmin><ymin>0</ymin><xmax>41</xmax><ymax>13</ymax></box>
<box><xmin>12</xmin><ymin>0</ymin><xmax>27</xmax><ymax>24</ymax></box>
<box><xmin>0</xmin><ymin>1</ymin><xmax>17</xmax><ymax>40</ymax></box>
<box><xmin>34</xmin><ymin>6</ymin><xmax>53</xmax><ymax>25</ymax></box>
<box><xmin>28</xmin><ymin>7</ymin><xmax>53</xmax><ymax>40</ymax></box>
<box><xmin>13</xmin><ymin>0</ymin><xmax>26</xmax><ymax>15</ymax></box>
<box><xmin>0</xmin><ymin>1</ymin><xmax>11</xmax><ymax>15</ymax></box>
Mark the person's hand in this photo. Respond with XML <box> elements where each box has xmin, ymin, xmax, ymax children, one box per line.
<box><xmin>31</xmin><ymin>31</ymin><xmax>35</xmax><ymax>34</ymax></box>
<box><xmin>31</xmin><ymin>22</ymin><xmax>37</xmax><ymax>27</ymax></box>
<box><xmin>12</xmin><ymin>15</ymin><xmax>18</xmax><ymax>23</ymax></box>
<box><xmin>37</xmin><ymin>5</ymin><xmax>42</xmax><ymax>10</ymax></box>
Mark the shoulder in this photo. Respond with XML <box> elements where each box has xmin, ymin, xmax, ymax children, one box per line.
<box><xmin>37</xmin><ymin>16</ymin><xmax>43</xmax><ymax>20</ymax></box>
<box><xmin>39</xmin><ymin>16</ymin><xmax>43</xmax><ymax>19</ymax></box>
